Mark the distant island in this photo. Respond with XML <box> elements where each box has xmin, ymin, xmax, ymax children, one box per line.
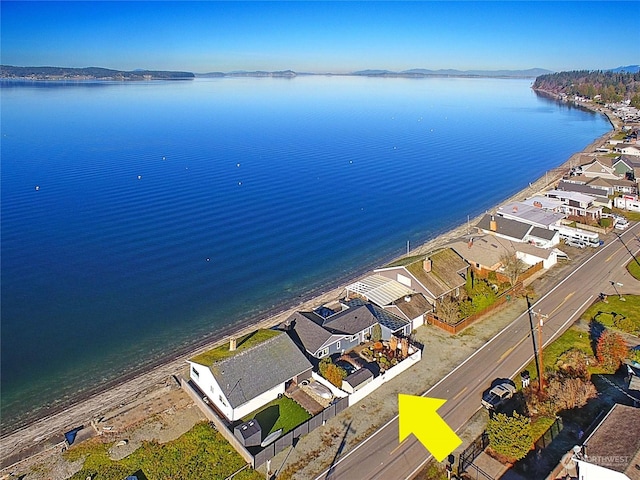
<box><xmin>1</xmin><ymin>65</ymin><xmax>553</xmax><ymax>81</ymax></box>
<box><xmin>0</xmin><ymin>65</ymin><xmax>195</xmax><ymax>80</ymax></box>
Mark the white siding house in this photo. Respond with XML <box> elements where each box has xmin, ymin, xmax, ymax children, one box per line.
<box><xmin>188</xmin><ymin>330</ymin><xmax>312</xmax><ymax>422</ymax></box>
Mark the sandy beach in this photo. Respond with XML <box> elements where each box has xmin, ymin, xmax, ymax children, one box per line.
<box><xmin>0</xmin><ymin>99</ymin><xmax>619</xmax><ymax>475</ymax></box>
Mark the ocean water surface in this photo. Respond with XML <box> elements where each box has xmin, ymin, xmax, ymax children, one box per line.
<box><xmin>0</xmin><ymin>76</ymin><xmax>610</xmax><ymax>432</ymax></box>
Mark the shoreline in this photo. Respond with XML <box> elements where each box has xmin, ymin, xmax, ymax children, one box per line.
<box><xmin>0</xmin><ymin>104</ymin><xmax>618</xmax><ymax>467</ymax></box>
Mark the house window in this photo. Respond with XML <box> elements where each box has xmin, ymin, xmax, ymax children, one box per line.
<box><xmin>336</xmin><ymin>341</ymin><xmax>341</xmax><ymax>349</ymax></box>
<box><xmin>191</xmin><ymin>367</ymin><xmax>199</xmax><ymax>379</ymax></box>
<box><xmin>219</xmin><ymin>395</ymin><xmax>227</xmax><ymax>407</ymax></box>
<box><xmin>350</xmin><ymin>335</ymin><xmax>358</xmax><ymax>342</ymax></box>
<box><xmin>319</xmin><ymin>348</ymin><xmax>329</xmax><ymax>357</ymax></box>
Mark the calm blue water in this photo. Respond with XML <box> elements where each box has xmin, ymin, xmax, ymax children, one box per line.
<box><xmin>0</xmin><ymin>77</ymin><xmax>610</xmax><ymax>432</ymax></box>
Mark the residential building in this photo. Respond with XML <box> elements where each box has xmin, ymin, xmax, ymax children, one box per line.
<box><xmin>283</xmin><ymin>301</ymin><xmax>412</xmax><ymax>361</ymax></box>
<box><xmin>497</xmin><ymin>201</ymin><xmax>565</xmax><ymax>229</ymax></box>
<box><xmin>374</xmin><ymin>248</ymin><xmax>468</xmax><ymax>305</ymax></box>
<box><xmin>344</xmin><ymin>274</ymin><xmax>432</xmax><ymax>330</ymax></box>
<box><xmin>545</xmin><ymin>189</ymin><xmax>603</xmax><ymax>220</ymax></box>
<box><xmin>188</xmin><ymin>329</ymin><xmax>313</xmax><ymax>422</ymax></box>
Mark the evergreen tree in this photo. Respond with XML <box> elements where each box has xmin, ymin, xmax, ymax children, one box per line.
<box><xmin>487</xmin><ymin>412</ymin><xmax>532</xmax><ymax>461</ymax></box>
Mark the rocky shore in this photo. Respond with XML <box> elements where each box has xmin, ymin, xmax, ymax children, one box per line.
<box><xmin>0</xmin><ymin>104</ymin><xmax>619</xmax><ymax>477</ymax></box>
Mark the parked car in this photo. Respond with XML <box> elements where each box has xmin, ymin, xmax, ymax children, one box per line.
<box><xmin>615</xmin><ymin>219</ymin><xmax>629</xmax><ymax>230</ymax></box>
<box><xmin>335</xmin><ymin>360</ymin><xmax>359</xmax><ymax>375</ymax></box>
<box><xmin>567</xmin><ymin>239</ymin><xmax>587</xmax><ymax>249</ymax></box>
<box><xmin>482</xmin><ymin>382</ymin><xmax>516</xmax><ymax>410</ymax></box>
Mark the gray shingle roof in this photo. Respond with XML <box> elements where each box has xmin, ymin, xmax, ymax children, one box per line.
<box><xmin>206</xmin><ymin>332</ymin><xmax>312</xmax><ymax>409</ymax></box>
<box><xmin>341</xmin><ymin>298</ymin><xmax>411</xmax><ymax>333</ymax></box>
<box><xmin>285</xmin><ymin>311</ymin><xmax>342</xmax><ymax>355</ymax></box>
<box><xmin>323</xmin><ymin>305</ymin><xmax>378</xmax><ymax>335</ymax></box>
<box><xmin>477</xmin><ymin>214</ymin><xmax>532</xmax><ymax>241</ymax></box>
<box><xmin>529</xmin><ymin>227</ymin><xmax>557</xmax><ymax>241</ymax></box>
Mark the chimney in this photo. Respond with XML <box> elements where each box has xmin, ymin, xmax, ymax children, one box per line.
<box><xmin>229</xmin><ymin>338</ymin><xmax>237</xmax><ymax>351</ymax></box>
<box><xmin>423</xmin><ymin>258</ymin><xmax>432</xmax><ymax>273</ymax></box>
<box><xmin>490</xmin><ymin>215</ymin><xmax>497</xmax><ymax>232</ymax></box>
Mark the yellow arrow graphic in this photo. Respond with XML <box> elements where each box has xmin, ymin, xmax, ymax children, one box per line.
<box><xmin>398</xmin><ymin>394</ymin><xmax>462</xmax><ymax>462</ymax></box>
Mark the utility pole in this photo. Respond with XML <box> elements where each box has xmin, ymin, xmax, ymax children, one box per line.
<box><xmin>532</xmin><ymin>309</ymin><xmax>549</xmax><ymax>391</ymax></box>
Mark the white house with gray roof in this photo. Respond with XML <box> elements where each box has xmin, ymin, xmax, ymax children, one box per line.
<box><xmin>188</xmin><ymin>330</ymin><xmax>312</xmax><ymax>422</ymax></box>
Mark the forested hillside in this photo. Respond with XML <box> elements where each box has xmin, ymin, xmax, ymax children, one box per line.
<box><xmin>533</xmin><ymin>70</ymin><xmax>640</xmax><ymax>107</ymax></box>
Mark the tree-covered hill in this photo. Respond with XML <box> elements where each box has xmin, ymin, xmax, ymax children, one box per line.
<box><xmin>0</xmin><ymin>65</ymin><xmax>194</xmax><ymax>80</ymax></box>
<box><xmin>533</xmin><ymin>70</ymin><xmax>640</xmax><ymax>106</ymax></box>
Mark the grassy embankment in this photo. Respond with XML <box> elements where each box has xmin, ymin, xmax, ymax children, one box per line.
<box><xmin>63</xmin><ymin>422</ymin><xmax>262</xmax><ymax>480</ymax></box>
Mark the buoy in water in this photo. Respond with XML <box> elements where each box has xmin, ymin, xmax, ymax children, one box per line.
<box><xmin>35</xmin><ymin>185</ymin><xmax>40</xmax><ymax>191</ymax></box>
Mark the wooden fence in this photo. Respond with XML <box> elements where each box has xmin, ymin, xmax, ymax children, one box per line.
<box><xmin>427</xmin><ymin>282</ymin><xmax>523</xmax><ymax>335</ymax></box>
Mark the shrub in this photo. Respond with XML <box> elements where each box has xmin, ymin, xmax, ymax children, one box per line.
<box><xmin>545</xmin><ymin>375</ymin><xmax>597</xmax><ymax>412</ymax></box>
<box><xmin>487</xmin><ymin>412</ymin><xmax>532</xmax><ymax>461</ymax></box>
<box><xmin>614</xmin><ymin>315</ymin><xmax>636</xmax><ymax>334</ymax></box>
<box><xmin>371</xmin><ymin>323</ymin><xmax>382</xmax><ymax>342</ymax></box>
<box><xmin>596</xmin><ymin>330</ymin><xmax>629</xmax><ymax>372</ymax></box>
<box><xmin>319</xmin><ymin>358</ymin><xmax>347</xmax><ymax>387</ymax></box>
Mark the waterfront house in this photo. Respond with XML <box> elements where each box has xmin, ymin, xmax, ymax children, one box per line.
<box><xmin>477</xmin><ymin>213</ymin><xmax>534</xmax><ymax>242</ymax></box>
<box><xmin>497</xmin><ymin>201</ymin><xmax>565</xmax><ymax>229</ymax></box>
<box><xmin>544</xmin><ymin>189</ymin><xmax>603</xmax><ymax>221</ymax></box>
<box><xmin>344</xmin><ymin>274</ymin><xmax>432</xmax><ymax>330</ymax></box>
<box><xmin>188</xmin><ymin>329</ymin><xmax>313</xmax><ymax>422</ymax></box>
<box><xmin>283</xmin><ymin>301</ymin><xmax>412</xmax><ymax>361</ymax></box>
<box><xmin>374</xmin><ymin>248</ymin><xmax>468</xmax><ymax>306</ymax></box>
<box><xmin>449</xmin><ymin>234</ymin><xmax>559</xmax><ymax>280</ymax></box>
<box><xmin>557</xmin><ymin>180</ymin><xmax>614</xmax><ymax>208</ymax></box>
<box><xmin>614</xmin><ymin>143</ymin><xmax>640</xmax><ymax>156</ymax></box>
<box><xmin>578</xmin><ymin>158</ymin><xmax>620</xmax><ymax>179</ymax></box>
<box><xmin>613</xmin><ymin>155</ymin><xmax>640</xmax><ymax>181</ymax></box>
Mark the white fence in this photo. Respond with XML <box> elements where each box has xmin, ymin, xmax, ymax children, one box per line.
<box><xmin>348</xmin><ymin>349</ymin><xmax>422</xmax><ymax>406</ymax></box>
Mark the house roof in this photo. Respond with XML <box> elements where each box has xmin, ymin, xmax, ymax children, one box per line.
<box><xmin>449</xmin><ymin>236</ymin><xmax>511</xmax><ymax>270</ymax></box>
<box><xmin>194</xmin><ymin>330</ymin><xmax>312</xmax><ymax>409</ymax></box>
<box><xmin>404</xmin><ymin>248</ymin><xmax>468</xmax><ymax>299</ymax></box>
<box><xmin>388</xmin><ymin>292</ymin><xmax>433</xmax><ymax>320</ymax></box>
<box><xmin>545</xmin><ymin>189</ymin><xmax>596</xmax><ymax>205</ymax></box>
<box><xmin>477</xmin><ymin>214</ymin><xmax>532</xmax><ymax>241</ymax></box>
<box><xmin>497</xmin><ymin>201</ymin><xmax>565</xmax><ymax>228</ymax></box>
<box><xmin>615</xmin><ymin>155</ymin><xmax>640</xmax><ymax>168</ymax></box>
<box><xmin>584</xmin><ymin>404</ymin><xmax>640</xmax><ymax>478</ymax></box>
<box><xmin>529</xmin><ymin>226</ymin><xmax>558</xmax><ymax>241</ymax></box>
<box><xmin>521</xmin><ymin>196</ymin><xmax>564</xmax><ymax>211</ymax></box>
<box><xmin>344</xmin><ymin>368</ymin><xmax>373</xmax><ymax>388</ymax></box>
<box><xmin>341</xmin><ymin>298</ymin><xmax>411</xmax><ymax>333</ymax></box>
<box><xmin>285</xmin><ymin>311</ymin><xmax>342</xmax><ymax>355</ymax></box>
<box><xmin>322</xmin><ymin>304</ymin><xmax>379</xmax><ymax>335</ymax></box>
<box><xmin>345</xmin><ymin>274</ymin><xmax>414</xmax><ymax>307</ymax></box>
<box><xmin>558</xmin><ymin>180</ymin><xmax>610</xmax><ymax>198</ymax></box>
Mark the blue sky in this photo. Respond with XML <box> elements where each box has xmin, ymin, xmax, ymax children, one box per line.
<box><xmin>1</xmin><ymin>1</ymin><xmax>636</xmax><ymax>73</ymax></box>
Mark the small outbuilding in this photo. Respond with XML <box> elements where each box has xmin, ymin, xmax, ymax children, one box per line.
<box><xmin>342</xmin><ymin>368</ymin><xmax>374</xmax><ymax>394</ymax></box>
<box><xmin>234</xmin><ymin>419</ymin><xmax>262</xmax><ymax>447</ymax></box>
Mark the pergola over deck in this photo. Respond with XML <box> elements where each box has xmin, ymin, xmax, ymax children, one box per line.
<box><xmin>345</xmin><ymin>274</ymin><xmax>415</xmax><ymax>307</ymax></box>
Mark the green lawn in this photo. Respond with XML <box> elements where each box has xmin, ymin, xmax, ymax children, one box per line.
<box><xmin>581</xmin><ymin>295</ymin><xmax>640</xmax><ymax>335</ymax></box>
<box><xmin>628</xmin><ymin>258</ymin><xmax>640</xmax><ymax>281</ymax></box>
<box><xmin>518</xmin><ymin>326</ymin><xmax>603</xmax><ymax>388</ymax></box>
<box><xmin>242</xmin><ymin>395</ymin><xmax>311</xmax><ymax>436</ymax></box>
<box><xmin>190</xmin><ymin>329</ymin><xmax>281</xmax><ymax>365</ymax></box>
<box><xmin>65</xmin><ymin>422</ymin><xmax>262</xmax><ymax>480</ymax></box>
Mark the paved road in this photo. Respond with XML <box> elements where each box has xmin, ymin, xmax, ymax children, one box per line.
<box><xmin>316</xmin><ymin>222</ymin><xmax>640</xmax><ymax>480</ymax></box>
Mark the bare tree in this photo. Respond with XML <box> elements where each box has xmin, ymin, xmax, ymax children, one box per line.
<box><xmin>499</xmin><ymin>253</ymin><xmax>527</xmax><ymax>286</ymax></box>
<box><xmin>436</xmin><ymin>295</ymin><xmax>459</xmax><ymax>324</ymax></box>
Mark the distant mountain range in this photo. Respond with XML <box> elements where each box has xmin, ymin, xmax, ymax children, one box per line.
<box><xmin>351</xmin><ymin>68</ymin><xmax>553</xmax><ymax>78</ymax></box>
<box><xmin>608</xmin><ymin>65</ymin><xmax>640</xmax><ymax>73</ymax></box>
<box><xmin>196</xmin><ymin>68</ymin><xmax>553</xmax><ymax>78</ymax></box>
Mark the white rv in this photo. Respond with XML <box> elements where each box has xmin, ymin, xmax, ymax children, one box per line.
<box><xmin>551</xmin><ymin>225</ymin><xmax>601</xmax><ymax>248</ymax></box>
